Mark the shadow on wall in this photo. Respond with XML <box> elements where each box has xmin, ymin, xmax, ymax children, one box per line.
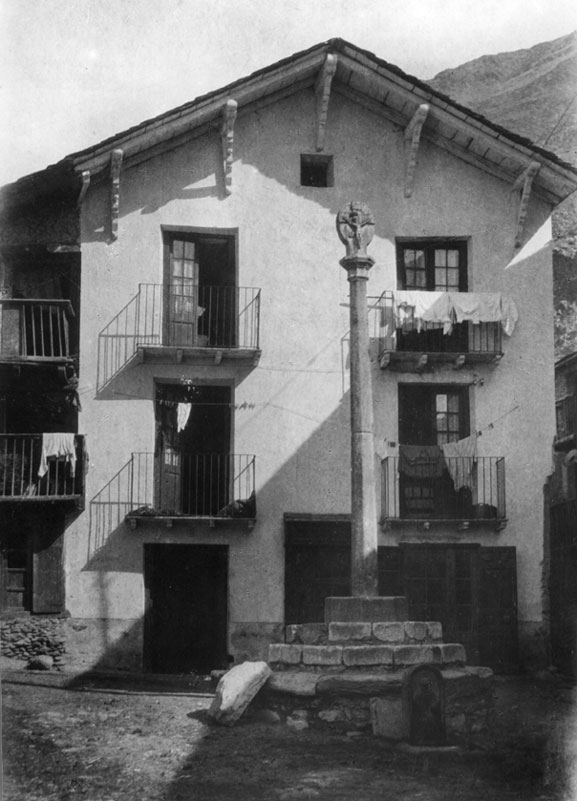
<box><xmin>73</xmin><ymin>390</ymin><xmax>352</xmax><ymax>676</ymax></box>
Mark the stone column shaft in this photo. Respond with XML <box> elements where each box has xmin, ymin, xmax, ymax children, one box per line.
<box><xmin>343</xmin><ymin>256</ymin><xmax>379</xmax><ymax>597</ymax></box>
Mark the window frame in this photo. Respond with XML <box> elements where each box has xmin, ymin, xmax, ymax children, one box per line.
<box><xmin>396</xmin><ymin>239</ymin><xmax>468</xmax><ymax>292</ymax></box>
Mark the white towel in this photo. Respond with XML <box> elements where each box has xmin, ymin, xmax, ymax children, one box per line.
<box><xmin>177</xmin><ymin>403</ymin><xmax>191</xmax><ymax>433</ymax></box>
<box><xmin>38</xmin><ymin>433</ymin><xmax>77</xmax><ymax>478</ymax></box>
<box><xmin>441</xmin><ymin>435</ymin><xmax>477</xmax><ymax>489</ymax></box>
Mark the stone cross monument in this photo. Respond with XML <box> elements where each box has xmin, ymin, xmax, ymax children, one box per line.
<box><xmin>336</xmin><ymin>201</ymin><xmax>379</xmax><ymax>597</ymax></box>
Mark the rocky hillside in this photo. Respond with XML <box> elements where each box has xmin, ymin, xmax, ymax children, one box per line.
<box><xmin>428</xmin><ymin>32</ymin><xmax>577</xmax><ymax>357</ymax></box>
<box><xmin>428</xmin><ymin>32</ymin><xmax>577</xmax><ymax>167</ymax></box>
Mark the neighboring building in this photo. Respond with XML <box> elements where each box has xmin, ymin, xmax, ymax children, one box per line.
<box><xmin>1</xmin><ymin>40</ymin><xmax>576</xmax><ymax>674</ymax></box>
<box><xmin>549</xmin><ymin>352</ymin><xmax>577</xmax><ymax>676</ymax></box>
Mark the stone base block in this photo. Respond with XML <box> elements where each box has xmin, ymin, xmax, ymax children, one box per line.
<box><xmin>325</xmin><ymin>596</ymin><xmax>408</xmax><ymax>623</ymax></box>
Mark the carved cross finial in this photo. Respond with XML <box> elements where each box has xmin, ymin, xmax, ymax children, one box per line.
<box><xmin>336</xmin><ymin>201</ymin><xmax>375</xmax><ymax>258</ymax></box>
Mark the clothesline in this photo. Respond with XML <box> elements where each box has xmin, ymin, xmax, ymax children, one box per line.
<box><xmin>383</xmin><ymin>290</ymin><xmax>519</xmax><ymax>336</ymax></box>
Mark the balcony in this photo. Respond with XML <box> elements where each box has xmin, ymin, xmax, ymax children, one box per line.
<box><xmin>381</xmin><ymin>455</ymin><xmax>506</xmax><ymax>531</ymax></box>
<box><xmin>0</xmin><ymin>299</ymin><xmax>75</xmax><ymax>370</ymax></box>
<box><xmin>371</xmin><ymin>291</ymin><xmax>509</xmax><ymax>371</ymax></box>
<box><xmin>554</xmin><ymin>394</ymin><xmax>576</xmax><ymax>452</ymax></box>
<box><xmin>125</xmin><ymin>452</ymin><xmax>256</xmax><ymax>529</ymax></box>
<box><xmin>98</xmin><ymin>284</ymin><xmax>261</xmax><ymax>390</ymax></box>
<box><xmin>0</xmin><ymin>434</ymin><xmax>85</xmax><ymax>505</ymax></box>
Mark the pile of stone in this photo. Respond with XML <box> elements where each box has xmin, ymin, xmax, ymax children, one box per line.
<box><xmin>0</xmin><ymin>617</ymin><xmax>66</xmax><ymax>669</ymax></box>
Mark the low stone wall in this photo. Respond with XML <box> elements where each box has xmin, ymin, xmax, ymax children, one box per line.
<box><xmin>254</xmin><ymin>666</ymin><xmax>494</xmax><ymax>745</ymax></box>
<box><xmin>0</xmin><ymin>617</ymin><xmax>67</xmax><ymax>668</ymax></box>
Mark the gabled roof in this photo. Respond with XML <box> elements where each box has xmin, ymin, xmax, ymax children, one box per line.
<box><xmin>3</xmin><ymin>38</ymin><xmax>577</xmax><ymax>208</ymax></box>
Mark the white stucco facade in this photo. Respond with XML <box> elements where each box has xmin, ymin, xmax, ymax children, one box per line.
<box><xmin>57</xmin><ymin>85</ymin><xmax>556</xmax><ymax>670</ymax></box>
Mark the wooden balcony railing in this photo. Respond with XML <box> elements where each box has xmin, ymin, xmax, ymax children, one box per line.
<box><xmin>0</xmin><ymin>299</ymin><xmax>74</xmax><ymax>362</ymax></box>
<box><xmin>0</xmin><ymin>434</ymin><xmax>85</xmax><ymax>502</ymax></box>
<box><xmin>125</xmin><ymin>452</ymin><xmax>256</xmax><ymax>524</ymax></box>
<box><xmin>98</xmin><ymin>284</ymin><xmax>261</xmax><ymax>389</ymax></box>
<box><xmin>381</xmin><ymin>455</ymin><xmax>506</xmax><ymax>526</ymax></box>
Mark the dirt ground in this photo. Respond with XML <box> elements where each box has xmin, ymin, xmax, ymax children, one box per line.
<box><xmin>2</xmin><ymin>666</ymin><xmax>576</xmax><ymax>801</ymax></box>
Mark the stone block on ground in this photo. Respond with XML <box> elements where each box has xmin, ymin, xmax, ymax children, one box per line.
<box><xmin>209</xmin><ymin>661</ymin><xmax>272</xmax><ymax>726</ymax></box>
<box><xmin>266</xmin><ymin>672</ymin><xmax>319</xmax><ymax>697</ymax></box>
<box><xmin>27</xmin><ymin>655</ymin><xmax>53</xmax><ymax>671</ymax></box>
<box><xmin>370</xmin><ymin>697</ymin><xmax>408</xmax><ymax>740</ymax></box>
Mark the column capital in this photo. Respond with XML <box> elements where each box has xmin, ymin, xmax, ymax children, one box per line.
<box><xmin>340</xmin><ymin>255</ymin><xmax>375</xmax><ymax>278</ymax></box>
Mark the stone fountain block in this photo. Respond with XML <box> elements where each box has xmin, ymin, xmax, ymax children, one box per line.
<box><xmin>325</xmin><ymin>596</ymin><xmax>408</xmax><ymax>623</ymax></box>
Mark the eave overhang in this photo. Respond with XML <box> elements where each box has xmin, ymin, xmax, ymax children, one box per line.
<box><xmin>2</xmin><ymin>38</ymin><xmax>577</xmax><ymax>210</ymax></box>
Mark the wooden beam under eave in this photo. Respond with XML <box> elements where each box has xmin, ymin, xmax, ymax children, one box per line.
<box><xmin>221</xmin><ymin>99</ymin><xmax>238</xmax><ymax>196</ymax></box>
<box><xmin>512</xmin><ymin>161</ymin><xmax>540</xmax><ymax>248</ymax></box>
<box><xmin>77</xmin><ymin>170</ymin><xmax>91</xmax><ymax>207</ymax></box>
<box><xmin>109</xmin><ymin>149</ymin><xmax>123</xmax><ymax>242</ymax></box>
<box><xmin>315</xmin><ymin>53</ymin><xmax>337</xmax><ymax>152</ymax></box>
<box><xmin>404</xmin><ymin>104</ymin><xmax>429</xmax><ymax>198</ymax></box>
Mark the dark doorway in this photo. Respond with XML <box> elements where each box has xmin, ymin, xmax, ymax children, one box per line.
<box><xmin>143</xmin><ymin>544</ymin><xmax>228</xmax><ymax>674</ymax></box>
<box><xmin>155</xmin><ymin>383</ymin><xmax>232</xmax><ymax>516</ymax></box>
<box><xmin>163</xmin><ymin>232</ymin><xmax>236</xmax><ymax>348</ymax></box>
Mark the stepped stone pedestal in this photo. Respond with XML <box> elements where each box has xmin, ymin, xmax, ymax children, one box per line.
<box><xmin>255</xmin><ymin>596</ymin><xmax>494</xmax><ymax>745</ymax></box>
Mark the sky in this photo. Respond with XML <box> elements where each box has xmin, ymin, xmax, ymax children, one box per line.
<box><xmin>0</xmin><ymin>0</ymin><xmax>576</xmax><ymax>186</ymax></box>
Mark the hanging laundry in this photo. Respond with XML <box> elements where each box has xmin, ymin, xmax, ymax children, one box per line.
<box><xmin>177</xmin><ymin>402</ymin><xmax>191</xmax><ymax>432</ymax></box>
<box><xmin>38</xmin><ymin>433</ymin><xmax>77</xmax><ymax>478</ymax></box>
<box><xmin>440</xmin><ymin>435</ymin><xmax>477</xmax><ymax>490</ymax></box>
<box><xmin>398</xmin><ymin>444</ymin><xmax>444</xmax><ymax>478</ymax></box>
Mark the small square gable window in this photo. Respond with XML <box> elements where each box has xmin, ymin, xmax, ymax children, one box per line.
<box><xmin>300</xmin><ymin>154</ymin><xmax>334</xmax><ymax>187</ymax></box>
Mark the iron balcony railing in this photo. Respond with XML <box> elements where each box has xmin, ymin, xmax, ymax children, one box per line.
<box><xmin>128</xmin><ymin>452</ymin><xmax>256</xmax><ymax>518</ymax></box>
<box><xmin>0</xmin><ymin>299</ymin><xmax>74</xmax><ymax>360</ymax></box>
<box><xmin>369</xmin><ymin>291</ymin><xmax>502</xmax><ymax>356</ymax></box>
<box><xmin>382</xmin><ymin>455</ymin><xmax>506</xmax><ymax>522</ymax></box>
<box><xmin>0</xmin><ymin>434</ymin><xmax>85</xmax><ymax>501</ymax></box>
<box><xmin>98</xmin><ymin>284</ymin><xmax>261</xmax><ymax>389</ymax></box>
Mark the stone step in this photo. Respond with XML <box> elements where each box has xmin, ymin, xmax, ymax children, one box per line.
<box><xmin>265</xmin><ymin>665</ymin><xmax>493</xmax><ymax>698</ymax></box>
<box><xmin>325</xmin><ymin>596</ymin><xmax>408</xmax><ymax>623</ymax></box>
<box><xmin>268</xmin><ymin>642</ymin><xmax>466</xmax><ymax>669</ymax></box>
<box><xmin>285</xmin><ymin>620</ymin><xmax>443</xmax><ymax>646</ymax></box>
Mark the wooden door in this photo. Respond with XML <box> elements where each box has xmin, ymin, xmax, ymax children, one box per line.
<box><xmin>379</xmin><ymin>544</ymin><xmax>518</xmax><ymax>670</ymax></box>
<box><xmin>144</xmin><ymin>544</ymin><xmax>228</xmax><ymax>674</ymax></box>
<box><xmin>478</xmin><ymin>547</ymin><xmax>518</xmax><ymax>672</ymax></box>
<box><xmin>284</xmin><ymin>521</ymin><xmax>350</xmax><ymax>624</ymax></box>
<box><xmin>165</xmin><ymin>239</ymin><xmax>200</xmax><ymax>347</ymax></box>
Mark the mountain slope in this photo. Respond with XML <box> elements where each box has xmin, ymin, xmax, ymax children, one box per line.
<box><xmin>428</xmin><ymin>32</ymin><xmax>577</xmax><ymax>164</ymax></box>
<box><xmin>428</xmin><ymin>32</ymin><xmax>577</xmax><ymax>358</ymax></box>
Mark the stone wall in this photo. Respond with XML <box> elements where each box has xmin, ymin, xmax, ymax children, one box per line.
<box><xmin>0</xmin><ymin>617</ymin><xmax>67</xmax><ymax>668</ymax></box>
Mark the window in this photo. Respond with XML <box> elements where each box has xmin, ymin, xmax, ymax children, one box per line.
<box><xmin>397</xmin><ymin>241</ymin><xmax>468</xmax><ymax>292</ymax></box>
<box><xmin>399</xmin><ymin>385</ymin><xmax>470</xmax><ymax>446</ymax></box>
<box><xmin>300</xmin><ymin>154</ymin><xmax>333</xmax><ymax>187</ymax></box>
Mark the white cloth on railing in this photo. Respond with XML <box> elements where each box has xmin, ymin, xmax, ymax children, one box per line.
<box><xmin>390</xmin><ymin>291</ymin><xmax>518</xmax><ymax>336</ymax></box>
<box><xmin>440</xmin><ymin>435</ymin><xmax>477</xmax><ymax>490</ymax></box>
<box><xmin>177</xmin><ymin>403</ymin><xmax>191</xmax><ymax>432</ymax></box>
<box><xmin>38</xmin><ymin>433</ymin><xmax>76</xmax><ymax>478</ymax></box>
<box><xmin>394</xmin><ymin>291</ymin><xmax>454</xmax><ymax>334</ymax></box>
